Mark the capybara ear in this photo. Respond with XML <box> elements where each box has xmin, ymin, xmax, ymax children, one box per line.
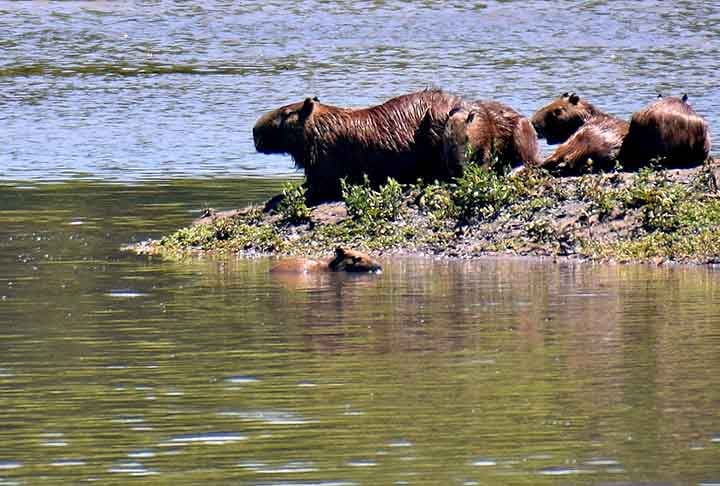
<box><xmin>312</xmin><ymin>96</ymin><xmax>320</xmax><ymax>102</ymax></box>
<box><xmin>465</xmin><ymin>111</ymin><xmax>476</xmax><ymax>124</ymax></box>
<box><xmin>569</xmin><ymin>93</ymin><xmax>580</xmax><ymax>105</ymax></box>
<box><xmin>682</xmin><ymin>93</ymin><xmax>688</xmax><ymax>103</ymax></box>
<box><xmin>335</xmin><ymin>247</ymin><xmax>346</xmax><ymax>257</ymax></box>
<box><xmin>448</xmin><ymin>106</ymin><xmax>463</xmax><ymax>118</ymax></box>
<box><xmin>657</xmin><ymin>93</ymin><xmax>663</xmax><ymax>99</ymax></box>
<box><xmin>300</xmin><ymin>97</ymin><xmax>316</xmax><ymax>118</ymax></box>
<box><xmin>561</xmin><ymin>92</ymin><xmax>570</xmax><ymax>98</ymax></box>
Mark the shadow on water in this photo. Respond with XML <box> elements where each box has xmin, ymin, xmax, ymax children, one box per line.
<box><xmin>0</xmin><ymin>180</ymin><xmax>719</xmax><ymax>484</ymax></box>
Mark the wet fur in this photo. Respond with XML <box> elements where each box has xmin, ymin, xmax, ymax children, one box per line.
<box><xmin>540</xmin><ymin>114</ymin><xmax>630</xmax><ymax>175</ymax></box>
<box><xmin>442</xmin><ymin>101</ymin><xmax>541</xmax><ymax>175</ymax></box>
<box><xmin>270</xmin><ymin>247</ymin><xmax>382</xmax><ymax>274</ymax></box>
<box><xmin>254</xmin><ymin>89</ymin><xmax>465</xmax><ymax>203</ymax></box>
<box><xmin>619</xmin><ymin>96</ymin><xmax>711</xmax><ymax>170</ymax></box>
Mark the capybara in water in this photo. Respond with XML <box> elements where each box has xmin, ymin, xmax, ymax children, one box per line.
<box><xmin>270</xmin><ymin>247</ymin><xmax>382</xmax><ymax>274</ymax></box>
<box><xmin>539</xmin><ymin>115</ymin><xmax>630</xmax><ymax>176</ymax></box>
<box><xmin>253</xmin><ymin>89</ymin><xmax>466</xmax><ymax>204</ymax></box>
<box><xmin>531</xmin><ymin>92</ymin><xmax>607</xmax><ymax>144</ymax></box>
<box><xmin>618</xmin><ymin>94</ymin><xmax>712</xmax><ymax>170</ymax></box>
<box><xmin>441</xmin><ymin>101</ymin><xmax>542</xmax><ymax>175</ymax></box>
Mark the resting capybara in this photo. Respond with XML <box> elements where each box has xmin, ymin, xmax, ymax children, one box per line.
<box><xmin>270</xmin><ymin>247</ymin><xmax>382</xmax><ymax>274</ymax></box>
<box><xmin>618</xmin><ymin>94</ymin><xmax>712</xmax><ymax>170</ymax></box>
<box><xmin>253</xmin><ymin>89</ymin><xmax>465</xmax><ymax>204</ymax></box>
<box><xmin>441</xmin><ymin>101</ymin><xmax>542</xmax><ymax>175</ymax></box>
<box><xmin>539</xmin><ymin>115</ymin><xmax>630</xmax><ymax>175</ymax></box>
<box><xmin>531</xmin><ymin>92</ymin><xmax>607</xmax><ymax>144</ymax></box>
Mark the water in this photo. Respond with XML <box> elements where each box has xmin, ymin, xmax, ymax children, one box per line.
<box><xmin>2</xmin><ymin>2</ymin><xmax>720</xmax><ymax>484</ymax></box>
<box><xmin>1</xmin><ymin>1</ymin><xmax>719</xmax><ymax>181</ymax></box>
<box><xmin>1</xmin><ymin>180</ymin><xmax>720</xmax><ymax>484</ymax></box>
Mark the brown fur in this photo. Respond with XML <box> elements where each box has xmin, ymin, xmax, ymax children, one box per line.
<box><xmin>442</xmin><ymin>101</ymin><xmax>541</xmax><ymax>175</ymax></box>
<box><xmin>618</xmin><ymin>95</ymin><xmax>712</xmax><ymax>170</ymax></box>
<box><xmin>253</xmin><ymin>89</ymin><xmax>465</xmax><ymax>203</ymax></box>
<box><xmin>540</xmin><ymin>115</ymin><xmax>630</xmax><ymax>176</ymax></box>
<box><xmin>531</xmin><ymin>92</ymin><xmax>606</xmax><ymax>144</ymax></box>
<box><xmin>270</xmin><ymin>247</ymin><xmax>382</xmax><ymax>274</ymax></box>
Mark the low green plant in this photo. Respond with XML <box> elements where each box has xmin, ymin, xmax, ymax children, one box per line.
<box><xmin>341</xmin><ymin>175</ymin><xmax>404</xmax><ymax>223</ymax></box>
<box><xmin>159</xmin><ymin>217</ymin><xmax>282</xmax><ymax>253</ymax></box>
<box><xmin>452</xmin><ymin>164</ymin><xmax>519</xmax><ymax>220</ymax></box>
<box><xmin>278</xmin><ymin>181</ymin><xmax>311</xmax><ymax>223</ymax></box>
<box><xmin>417</xmin><ymin>182</ymin><xmax>457</xmax><ymax>220</ymax></box>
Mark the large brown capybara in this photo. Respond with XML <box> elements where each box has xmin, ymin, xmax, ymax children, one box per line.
<box><xmin>441</xmin><ymin>101</ymin><xmax>542</xmax><ymax>175</ymax></box>
<box><xmin>539</xmin><ymin>115</ymin><xmax>630</xmax><ymax>176</ymax></box>
<box><xmin>618</xmin><ymin>94</ymin><xmax>712</xmax><ymax>170</ymax></box>
<box><xmin>531</xmin><ymin>92</ymin><xmax>607</xmax><ymax>144</ymax></box>
<box><xmin>270</xmin><ymin>247</ymin><xmax>382</xmax><ymax>274</ymax></box>
<box><xmin>253</xmin><ymin>89</ymin><xmax>466</xmax><ymax>204</ymax></box>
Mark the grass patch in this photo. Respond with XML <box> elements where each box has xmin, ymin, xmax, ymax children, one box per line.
<box><xmin>138</xmin><ymin>162</ymin><xmax>720</xmax><ymax>264</ymax></box>
<box><xmin>158</xmin><ymin>216</ymin><xmax>283</xmax><ymax>254</ymax></box>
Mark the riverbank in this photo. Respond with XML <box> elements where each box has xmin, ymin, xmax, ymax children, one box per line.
<box><xmin>130</xmin><ymin>162</ymin><xmax>720</xmax><ymax>265</ymax></box>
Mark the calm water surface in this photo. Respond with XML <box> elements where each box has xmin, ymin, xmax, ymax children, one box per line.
<box><xmin>1</xmin><ymin>1</ymin><xmax>720</xmax><ymax>484</ymax></box>
<box><xmin>1</xmin><ymin>180</ymin><xmax>719</xmax><ymax>485</ymax></box>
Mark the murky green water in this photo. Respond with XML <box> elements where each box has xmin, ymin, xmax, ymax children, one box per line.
<box><xmin>2</xmin><ymin>2</ymin><xmax>720</xmax><ymax>484</ymax></box>
<box><xmin>1</xmin><ymin>180</ymin><xmax>719</xmax><ymax>485</ymax></box>
<box><xmin>1</xmin><ymin>1</ymin><xmax>719</xmax><ymax>181</ymax></box>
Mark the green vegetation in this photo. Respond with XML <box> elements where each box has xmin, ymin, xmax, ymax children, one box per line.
<box><xmin>278</xmin><ymin>181</ymin><xmax>311</xmax><ymax>223</ymax></box>
<box><xmin>134</xmin><ymin>161</ymin><xmax>720</xmax><ymax>264</ymax></box>
<box><xmin>341</xmin><ymin>175</ymin><xmax>404</xmax><ymax>223</ymax></box>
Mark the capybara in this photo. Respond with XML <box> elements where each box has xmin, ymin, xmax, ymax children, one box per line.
<box><xmin>441</xmin><ymin>101</ymin><xmax>542</xmax><ymax>175</ymax></box>
<box><xmin>270</xmin><ymin>247</ymin><xmax>382</xmax><ymax>274</ymax></box>
<box><xmin>531</xmin><ymin>92</ymin><xmax>606</xmax><ymax>144</ymax></box>
<box><xmin>253</xmin><ymin>89</ymin><xmax>465</xmax><ymax>204</ymax></box>
<box><xmin>539</xmin><ymin>115</ymin><xmax>630</xmax><ymax>175</ymax></box>
<box><xmin>618</xmin><ymin>94</ymin><xmax>712</xmax><ymax>170</ymax></box>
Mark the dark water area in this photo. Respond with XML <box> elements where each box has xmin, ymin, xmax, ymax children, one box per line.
<box><xmin>1</xmin><ymin>1</ymin><xmax>719</xmax><ymax>180</ymax></box>
<box><xmin>2</xmin><ymin>2</ymin><xmax>720</xmax><ymax>484</ymax></box>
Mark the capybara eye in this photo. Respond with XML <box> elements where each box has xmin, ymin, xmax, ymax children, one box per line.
<box><xmin>553</xmin><ymin>108</ymin><xmax>563</xmax><ymax>116</ymax></box>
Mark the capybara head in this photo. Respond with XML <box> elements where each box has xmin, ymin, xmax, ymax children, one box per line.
<box><xmin>253</xmin><ymin>97</ymin><xmax>319</xmax><ymax>156</ymax></box>
<box><xmin>531</xmin><ymin>92</ymin><xmax>600</xmax><ymax>144</ymax></box>
<box><xmin>328</xmin><ymin>247</ymin><xmax>382</xmax><ymax>273</ymax></box>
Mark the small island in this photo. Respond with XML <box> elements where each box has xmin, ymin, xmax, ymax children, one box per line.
<box><xmin>130</xmin><ymin>161</ymin><xmax>720</xmax><ymax>265</ymax></box>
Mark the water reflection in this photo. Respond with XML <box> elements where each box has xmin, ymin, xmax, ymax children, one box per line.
<box><xmin>1</xmin><ymin>181</ymin><xmax>720</xmax><ymax>483</ymax></box>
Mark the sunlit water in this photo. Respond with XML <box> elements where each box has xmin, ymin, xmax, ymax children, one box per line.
<box><xmin>1</xmin><ymin>2</ymin><xmax>720</xmax><ymax>484</ymax></box>
<box><xmin>1</xmin><ymin>1</ymin><xmax>719</xmax><ymax>181</ymax></box>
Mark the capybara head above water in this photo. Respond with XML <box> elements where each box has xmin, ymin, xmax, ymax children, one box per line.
<box><xmin>531</xmin><ymin>92</ymin><xmax>603</xmax><ymax>144</ymax></box>
<box><xmin>253</xmin><ymin>89</ymin><xmax>466</xmax><ymax>204</ymax></box>
<box><xmin>328</xmin><ymin>247</ymin><xmax>382</xmax><ymax>273</ymax></box>
<box><xmin>618</xmin><ymin>94</ymin><xmax>711</xmax><ymax>170</ymax></box>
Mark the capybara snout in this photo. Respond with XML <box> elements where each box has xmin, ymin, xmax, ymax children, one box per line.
<box><xmin>253</xmin><ymin>97</ymin><xmax>317</xmax><ymax>155</ymax></box>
